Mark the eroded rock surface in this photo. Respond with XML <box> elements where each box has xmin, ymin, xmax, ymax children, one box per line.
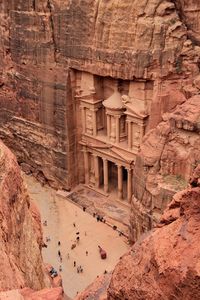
<box><xmin>108</xmin><ymin>166</ymin><xmax>200</xmax><ymax>300</ymax></box>
<box><xmin>75</xmin><ymin>274</ymin><xmax>111</xmax><ymax>300</ymax></box>
<box><xmin>130</xmin><ymin>95</ymin><xmax>200</xmax><ymax>242</ymax></box>
<box><xmin>0</xmin><ymin>287</ymin><xmax>64</xmax><ymax>300</ymax></box>
<box><xmin>0</xmin><ymin>139</ymin><xmax>46</xmax><ymax>291</ymax></box>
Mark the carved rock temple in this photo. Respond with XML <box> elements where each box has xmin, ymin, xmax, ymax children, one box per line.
<box><xmin>73</xmin><ymin>71</ymin><xmax>153</xmax><ymax>202</ymax></box>
<box><xmin>1</xmin><ymin>0</ymin><xmax>200</xmax><ymax>299</ymax></box>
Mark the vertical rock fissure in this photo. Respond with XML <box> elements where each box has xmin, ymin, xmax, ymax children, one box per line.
<box><xmin>171</xmin><ymin>0</ymin><xmax>190</xmax><ymax>40</ymax></box>
<box><xmin>47</xmin><ymin>0</ymin><xmax>58</xmax><ymax>63</ymax></box>
<box><xmin>32</xmin><ymin>0</ymin><xmax>36</xmax><ymax>11</ymax></box>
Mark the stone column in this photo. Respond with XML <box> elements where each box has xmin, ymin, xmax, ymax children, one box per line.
<box><xmin>127</xmin><ymin>168</ymin><xmax>132</xmax><ymax>203</ymax></box>
<box><xmin>117</xmin><ymin>165</ymin><xmax>123</xmax><ymax>199</ymax></box>
<box><xmin>81</xmin><ymin>107</ymin><xmax>86</xmax><ymax>134</ymax></box>
<box><xmin>94</xmin><ymin>154</ymin><xmax>100</xmax><ymax>188</ymax></box>
<box><xmin>93</xmin><ymin>109</ymin><xmax>97</xmax><ymax>136</ymax></box>
<box><xmin>116</xmin><ymin>116</ymin><xmax>120</xmax><ymax>143</ymax></box>
<box><xmin>83</xmin><ymin>150</ymin><xmax>89</xmax><ymax>184</ymax></box>
<box><xmin>107</xmin><ymin>114</ymin><xmax>111</xmax><ymax>140</ymax></box>
<box><xmin>140</xmin><ymin>123</ymin><xmax>145</xmax><ymax>141</ymax></box>
<box><xmin>103</xmin><ymin>158</ymin><xmax>108</xmax><ymax>193</ymax></box>
<box><xmin>128</xmin><ymin>121</ymin><xmax>132</xmax><ymax>149</ymax></box>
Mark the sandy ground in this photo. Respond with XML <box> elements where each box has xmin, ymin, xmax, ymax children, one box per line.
<box><xmin>67</xmin><ymin>184</ymin><xmax>130</xmax><ymax>236</ymax></box>
<box><xmin>24</xmin><ymin>175</ymin><xmax>129</xmax><ymax>299</ymax></box>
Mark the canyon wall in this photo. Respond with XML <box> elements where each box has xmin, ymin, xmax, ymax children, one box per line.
<box><xmin>130</xmin><ymin>95</ymin><xmax>200</xmax><ymax>242</ymax></box>
<box><xmin>108</xmin><ymin>167</ymin><xmax>200</xmax><ymax>300</ymax></box>
<box><xmin>1</xmin><ymin>0</ymin><xmax>200</xmax><ymax>190</ymax></box>
<box><xmin>0</xmin><ymin>139</ymin><xmax>46</xmax><ymax>291</ymax></box>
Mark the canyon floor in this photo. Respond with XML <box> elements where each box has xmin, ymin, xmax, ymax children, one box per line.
<box><xmin>24</xmin><ymin>175</ymin><xmax>129</xmax><ymax>299</ymax></box>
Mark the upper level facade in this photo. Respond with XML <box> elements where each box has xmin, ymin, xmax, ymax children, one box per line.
<box><xmin>75</xmin><ymin>71</ymin><xmax>153</xmax><ymax>165</ymax></box>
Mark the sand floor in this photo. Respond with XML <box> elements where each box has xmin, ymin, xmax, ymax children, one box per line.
<box><xmin>24</xmin><ymin>175</ymin><xmax>130</xmax><ymax>299</ymax></box>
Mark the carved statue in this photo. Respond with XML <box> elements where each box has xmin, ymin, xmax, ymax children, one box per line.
<box><xmin>121</xmin><ymin>95</ymin><xmax>131</xmax><ymax>106</ymax></box>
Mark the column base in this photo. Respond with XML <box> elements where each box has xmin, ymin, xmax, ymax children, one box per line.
<box><xmin>118</xmin><ymin>190</ymin><xmax>123</xmax><ymax>200</ymax></box>
<box><xmin>104</xmin><ymin>185</ymin><xmax>109</xmax><ymax>193</ymax></box>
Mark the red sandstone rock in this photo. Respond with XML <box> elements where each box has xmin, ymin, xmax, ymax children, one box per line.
<box><xmin>75</xmin><ymin>274</ymin><xmax>111</xmax><ymax>300</ymax></box>
<box><xmin>130</xmin><ymin>95</ymin><xmax>200</xmax><ymax>242</ymax></box>
<box><xmin>0</xmin><ymin>140</ymin><xmax>46</xmax><ymax>291</ymax></box>
<box><xmin>21</xmin><ymin>287</ymin><xmax>64</xmax><ymax>300</ymax></box>
<box><xmin>108</xmin><ymin>169</ymin><xmax>200</xmax><ymax>299</ymax></box>
<box><xmin>0</xmin><ymin>287</ymin><xmax>64</xmax><ymax>300</ymax></box>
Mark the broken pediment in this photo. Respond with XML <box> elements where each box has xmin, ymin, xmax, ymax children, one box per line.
<box><xmin>122</xmin><ymin>95</ymin><xmax>148</xmax><ymax>119</ymax></box>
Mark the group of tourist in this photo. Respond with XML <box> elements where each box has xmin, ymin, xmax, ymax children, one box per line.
<box><xmin>44</xmin><ymin>205</ymin><xmax>122</xmax><ymax>282</ymax></box>
<box><xmin>44</xmin><ymin>216</ymin><xmax>88</xmax><ymax>276</ymax></box>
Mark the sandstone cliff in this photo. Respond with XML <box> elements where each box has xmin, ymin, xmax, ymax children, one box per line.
<box><xmin>130</xmin><ymin>94</ymin><xmax>200</xmax><ymax>242</ymax></box>
<box><xmin>108</xmin><ymin>167</ymin><xmax>200</xmax><ymax>300</ymax></box>
<box><xmin>0</xmin><ymin>287</ymin><xmax>64</xmax><ymax>300</ymax></box>
<box><xmin>0</xmin><ymin>0</ymin><xmax>200</xmax><ymax>189</ymax></box>
<box><xmin>75</xmin><ymin>274</ymin><xmax>111</xmax><ymax>300</ymax></box>
<box><xmin>0</xmin><ymin>139</ymin><xmax>45</xmax><ymax>291</ymax></box>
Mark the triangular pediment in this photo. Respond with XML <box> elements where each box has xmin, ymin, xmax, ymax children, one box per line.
<box><xmin>81</xmin><ymin>140</ymin><xmax>135</xmax><ymax>163</ymax></box>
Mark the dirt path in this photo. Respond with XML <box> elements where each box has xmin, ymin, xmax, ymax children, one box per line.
<box><xmin>24</xmin><ymin>175</ymin><xmax>129</xmax><ymax>299</ymax></box>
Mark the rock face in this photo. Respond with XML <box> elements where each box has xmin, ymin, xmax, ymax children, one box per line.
<box><xmin>0</xmin><ymin>139</ymin><xmax>45</xmax><ymax>291</ymax></box>
<box><xmin>0</xmin><ymin>287</ymin><xmax>64</xmax><ymax>300</ymax></box>
<box><xmin>107</xmin><ymin>167</ymin><xmax>200</xmax><ymax>300</ymax></box>
<box><xmin>130</xmin><ymin>95</ymin><xmax>200</xmax><ymax>242</ymax></box>
<box><xmin>75</xmin><ymin>274</ymin><xmax>111</xmax><ymax>300</ymax></box>
<box><xmin>0</xmin><ymin>0</ymin><xmax>200</xmax><ymax>190</ymax></box>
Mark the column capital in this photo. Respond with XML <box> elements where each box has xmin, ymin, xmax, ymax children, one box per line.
<box><xmin>116</xmin><ymin>163</ymin><xmax>122</xmax><ymax>168</ymax></box>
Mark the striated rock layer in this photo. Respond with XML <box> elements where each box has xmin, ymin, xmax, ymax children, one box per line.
<box><xmin>130</xmin><ymin>95</ymin><xmax>200</xmax><ymax>242</ymax></box>
<box><xmin>1</xmin><ymin>0</ymin><xmax>200</xmax><ymax>189</ymax></box>
<box><xmin>75</xmin><ymin>274</ymin><xmax>111</xmax><ymax>300</ymax></box>
<box><xmin>0</xmin><ymin>139</ymin><xmax>46</xmax><ymax>291</ymax></box>
<box><xmin>0</xmin><ymin>287</ymin><xmax>64</xmax><ymax>300</ymax></box>
<box><xmin>108</xmin><ymin>168</ymin><xmax>200</xmax><ymax>299</ymax></box>
<box><xmin>75</xmin><ymin>166</ymin><xmax>200</xmax><ymax>299</ymax></box>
